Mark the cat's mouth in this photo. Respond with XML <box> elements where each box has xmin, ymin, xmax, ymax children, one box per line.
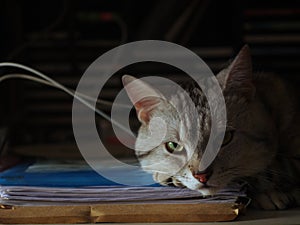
<box><xmin>159</xmin><ymin>177</ymin><xmax>222</xmax><ymax>196</ymax></box>
<box><xmin>160</xmin><ymin>174</ymin><xmax>221</xmax><ymax>196</ymax></box>
<box><xmin>173</xmin><ymin>179</ymin><xmax>219</xmax><ymax>196</ymax></box>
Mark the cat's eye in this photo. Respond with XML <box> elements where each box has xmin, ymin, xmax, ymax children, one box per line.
<box><xmin>165</xmin><ymin>142</ymin><xmax>184</xmax><ymax>154</ymax></box>
<box><xmin>221</xmin><ymin>131</ymin><xmax>234</xmax><ymax>147</ymax></box>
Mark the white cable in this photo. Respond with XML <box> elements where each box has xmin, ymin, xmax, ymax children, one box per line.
<box><xmin>0</xmin><ymin>73</ymin><xmax>131</xmax><ymax>108</ymax></box>
<box><xmin>0</xmin><ymin>62</ymin><xmax>135</xmax><ymax>137</ymax></box>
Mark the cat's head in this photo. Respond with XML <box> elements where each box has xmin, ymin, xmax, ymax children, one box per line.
<box><xmin>122</xmin><ymin>46</ymin><xmax>277</xmax><ymax>195</ymax></box>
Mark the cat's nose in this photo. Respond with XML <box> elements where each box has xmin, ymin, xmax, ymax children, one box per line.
<box><xmin>193</xmin><ymin>170</ymin><xmax>212</xmax><ymax>184</ymax></box>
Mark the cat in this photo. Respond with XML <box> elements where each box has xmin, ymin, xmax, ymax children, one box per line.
<box><xmin>122</xmin><ymin>45</ymin><xmax>300</xmax><ymax>210</ymax></box>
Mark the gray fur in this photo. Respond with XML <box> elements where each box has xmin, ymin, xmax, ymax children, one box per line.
<box><xmin>122</xmin><ymin>46</ymin><xmax>300</xmax><ymax>210</ymax></box>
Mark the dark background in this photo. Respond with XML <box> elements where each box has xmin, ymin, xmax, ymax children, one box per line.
<box><xmin>0</xmin><ymin>0</ymin><xmax>299</xmax><ymax>160</ymax></box>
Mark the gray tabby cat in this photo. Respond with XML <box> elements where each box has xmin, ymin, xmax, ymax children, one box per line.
<box><xmin>122</xmin><ymin>46</ymin><xmax>300</xmax><ymax>210</ymax></box>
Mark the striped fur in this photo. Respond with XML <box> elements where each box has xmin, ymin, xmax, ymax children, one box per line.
<box><xmin>123</xmin><ymin>46</ymin><xmax>299</xmax><ymax>209</ymax></box>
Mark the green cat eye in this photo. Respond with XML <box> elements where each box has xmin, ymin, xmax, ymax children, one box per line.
<box><xmin>165</xmin><ymin>142</ymin><xmax>184</xmax><ymax>153</ymax></box>
<box><xmin>222</xmin><ymin>130</ymin><xmax>234</xmax><ymax>147</ymax></box>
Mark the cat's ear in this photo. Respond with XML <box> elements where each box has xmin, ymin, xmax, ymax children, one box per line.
<box><xmin>122</xmin><ymin>75</ymin><xmax>164</xmax><ymax>124</ymax></box>
<box><xmin>224</xmin><ymin>45</ymin><xmax>255</xmax><ymax>99</ymax></box>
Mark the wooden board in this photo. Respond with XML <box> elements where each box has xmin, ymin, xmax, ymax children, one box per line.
<box><xmin>0</xmin><ymin>202</ymin><xmax>243</xmax><ymax>223</ymax></box>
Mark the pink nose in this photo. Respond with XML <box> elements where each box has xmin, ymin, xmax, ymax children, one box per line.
<box><xmin>193</xmin><ymin>172</ymin><xmax>209</xmax><ymax>184</ymax></box>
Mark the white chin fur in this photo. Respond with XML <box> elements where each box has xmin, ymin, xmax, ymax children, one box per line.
<box><xmin>197</xmin><ymin>188</ymin><xmax>213</xmax><ymax>196</ymax></box>
<box><xmin>177</xmin><ymin>170</ymin><xmax>212</xmax><ymax>196</ymax></box>
<box><xmin>187</xmin><ymin>184</ymin><xmax>211</xmax><ymax>195</ymax></box>
<box><xmin>182</xmin><ymin>180</ymin><xmax>214</xmax><ymax>196</ymax></box>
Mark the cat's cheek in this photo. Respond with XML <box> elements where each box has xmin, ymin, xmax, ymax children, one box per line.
<box><xmin>152</xmin><ymin>173</ymin><xmax>170</xmax><ymax>185</ymax></box>
<box><xmin>152</xmin><ymin>173</ymin><xmax>162</xmax><ymax>183</ymax></box>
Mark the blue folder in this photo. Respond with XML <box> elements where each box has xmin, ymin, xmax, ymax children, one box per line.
<box><xmin>0</xmin><ymin>160</ymin><xmax>159</xmax><ymax>187</ymax></box>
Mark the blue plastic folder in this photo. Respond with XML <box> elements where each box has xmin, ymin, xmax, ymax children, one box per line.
<box><xmin>0</xmin><ymin>160</ymin><xmax>158</xmax><ymax>187</ymax></box>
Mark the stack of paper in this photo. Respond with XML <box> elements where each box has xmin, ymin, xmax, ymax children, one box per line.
<box><xmin>0</xmin><ymin>159</ymin><xmax>248</xmax><ymax>206</ymax></box>
<box><xmin>0</xmin><ymin>185</ymin><xmax>248</xmax><ymax>206</ymax></box>
<box><xmin>0</xmin><ymin>159</ymin><xmax>251</xmax><ymax>223</ymax></box>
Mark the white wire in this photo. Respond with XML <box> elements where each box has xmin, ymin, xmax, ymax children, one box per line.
<box><xmin>0</xmin><ymin>62</ymin><xmax>135</xmax><ymax>137</ymax></box>
<box><xmin>0</xmin><ymin>73</ymin><xmax>131</xmax><ymax>108</ymax></box>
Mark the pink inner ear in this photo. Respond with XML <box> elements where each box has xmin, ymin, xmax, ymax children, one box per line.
<box><xmin>122</xmin><ymin>75</ymin><xmax>164</xmax><ymax>124</ymax></box>
<box><xmin>135</xmin><ymin>97</ymin><xmax>161</xmax><ymax>123</ymax></box>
